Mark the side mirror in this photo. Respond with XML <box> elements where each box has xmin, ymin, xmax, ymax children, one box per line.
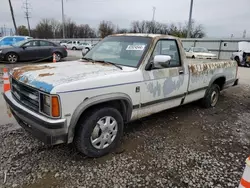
<box><xmin>82</xmin><ymin>48</ymin><xmax>89</xmax><ymax>56</ymax></box>
<box><xmin>153</xmin><ymin>55</ymin><xmax>171</xmax><ymax>68</ymax></box>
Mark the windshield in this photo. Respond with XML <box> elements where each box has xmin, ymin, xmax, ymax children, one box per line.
<box><xmin>193</xmin><ymin>47</ymin><xmax>208</xmax><ymax>53</ymax></box>
<box><xmin>12</xmin><ymin>40</ymin><xmax>29</xmax><ymax>47</ymax></box>
<box><xmin>84</xmin><ymin>36</ymin><xmax>152</xmax><ymax>67</ymax></box>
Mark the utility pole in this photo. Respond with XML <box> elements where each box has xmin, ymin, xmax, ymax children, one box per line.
<box><xmin>152</xmin><ymin>6</ymin><xmax>156</xmax><ymax>22</ymax></box>
<box><xmin>243</xmin><ymin>30</ymin><xmax>246</xmax><ymax>38</ymax></box>
<box><xmin>61</xmin><ymin>0</ymin><xmax>65</xmax><ymax>38</ymax></box>
<box><xmin>187</xmin><ymin>0</ymin><xmax>194</xmax><ymax>38</ymax></box>
<box><xmin>8</xmin><ymin>0</ymin><xmax>18</xmax><ymax>35</ymax></box>
<box><xmin>23</xmin><ymin>0</ymin><xmax>31</xmax><ymax>36</ymax></box>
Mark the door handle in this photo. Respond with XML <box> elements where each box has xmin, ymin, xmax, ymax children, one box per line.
<box><xmin>179</xmin><ymin>70</ymin><xmax>184</xmax><ymax>75</ymax></box>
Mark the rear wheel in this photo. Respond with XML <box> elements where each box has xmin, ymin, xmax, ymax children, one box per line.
<box><xmin>72</xmin><ymin>47</ymin><xmax>77</xmax><ymax>50</ymax></box>
<box><xmin>74</xmin><ymin>107</ymin><xmax>124</xmax><ymax>157</ymax></box>
<box><xmin>201</xmin><ymin>84</ymin><xmax>220</xmax><ymax>108</ymax></box>
<box><xmin>53</xmin><ymin>52</ymin><xmax>62</xmax><ymax>62</ymax></box>
<box><xmin>5</xmin><ymin>53</ymin><xmax>19</xmax><ymax>63</ymax></box>
<box><xmin>192</xmin><ymin>55</ymin><xmax>195</xmax><ymax>59</ymax></box>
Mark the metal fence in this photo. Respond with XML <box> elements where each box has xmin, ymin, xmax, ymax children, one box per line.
<box><xmin>47</xmin><ymin>37</ymin><xmax>250</xmax><ymax>60</ymax></box>
<box><xmin>181</xmin><ymin>38</ymin><xmax>250</xmax><ymax>60</ymax></box>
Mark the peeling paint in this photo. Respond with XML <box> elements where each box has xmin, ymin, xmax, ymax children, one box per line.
<box><xmin>39</xmin><ymin>73</ymin><xmax>54</xmax><ymax>77</ymax></box>
<box><xmin>146</xmin><ymin>82</ymin><xmax>161</xmax><ymax>97</ymax></box>
<box><xmin>12</xmin><ymin>65</ymin><xmax>54</xmax><ymax>80</ymax></box>
<box><xmin>188</xmin><ymin>61</ymin><xmax>236</xmax><ymax>76</ymax></box>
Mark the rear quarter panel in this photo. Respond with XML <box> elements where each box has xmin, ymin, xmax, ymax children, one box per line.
<box><xmin>184</xmin><ymin>60</ymin><xmax>237</xmax><ymax>103</ymax></box>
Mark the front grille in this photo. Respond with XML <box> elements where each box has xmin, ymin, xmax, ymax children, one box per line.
<box><xmin>11</xmin><ymin>78</ymin><xmax>40</xmax><ymax>112</ymax></box>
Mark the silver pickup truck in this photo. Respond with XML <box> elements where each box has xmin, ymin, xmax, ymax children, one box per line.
<box><xmin>4</xmin><ymin>34</ymin><xmax>239</xmax><ymax>157</ymax></box>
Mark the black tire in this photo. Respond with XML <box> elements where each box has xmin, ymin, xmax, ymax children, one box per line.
<box><xmin>235</xmin><ymin>56</ymin><xmax>240</xmax><ymax>66</ymax></box>
<box><xmin>74</xmin><ymin>107</ymin><xmax>124</xmax><ymax>158</ymax></box>
<box><xmin>85</xmin><ymin>47</ymin><xmax>90</xmax><ymax>52</ymax></box>
<box><xmin>72</xmin><ymin>47</ymin><xmax>77</xmax><ymax>50</ymax></box>
<box><xmin>192</xmin><ymin>55</ymin><xmax>195</xmax><ymax>59</ymax></box>
<box><xmin>5</xmin><ymin>52</ymin><xmax>19</xmax><ymax>63</ymax></box>
<box><xmin>53</xmin><ymin>52</ymin><xmax>62</xmax><ymax>62</ymax></box>
<box><xmin>201</xmin><ymin>84</ymin><xmax>220</xmax><ymax>108</ymax></box>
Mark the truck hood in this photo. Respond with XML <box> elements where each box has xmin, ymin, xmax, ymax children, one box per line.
<box><xmin>11</xmin><ymin>61</ymin><xmax>134</xmax><ymax>93</ymax></box>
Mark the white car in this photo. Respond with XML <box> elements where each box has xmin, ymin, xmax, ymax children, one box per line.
<box><xmin>186</xmin><ymin>47</ymin><xmax>217</xmax><ymax>59</ymax></box>
<box><xmin>66</xmin><ymin>41</ymin><xmax>92</xmax><ymax>50</ymax></box>
<box><xmin>231</xmin><ymin>41</ymin><xmax>250</xmax><ymax>66</ymax></box>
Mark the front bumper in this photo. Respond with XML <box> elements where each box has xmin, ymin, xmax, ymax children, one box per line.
<box><xmin>3</xmin><ymin>91</ymin><xmax>68</xmax><ymax>145</ymax></box>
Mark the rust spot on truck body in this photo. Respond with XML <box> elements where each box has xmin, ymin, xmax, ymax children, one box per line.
<box><xmin>39</xmin><ymin>73</ymin><xmax>54</xmax><ymax>77</ymax></box>
<box><xmin>12</xmin><ymin>65</ymin><xmax>54</xmax><ymax>79</ymax></box>
<box><xmin>188</xmin><ymin>61</ymin><xmax>236</xmax><ymax>75</ymax></box>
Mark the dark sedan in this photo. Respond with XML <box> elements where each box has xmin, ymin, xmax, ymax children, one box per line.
<box><xmin>0</xmin><ymin>39</ymin><xmax>68</xmax><ymax>63</ymax></box>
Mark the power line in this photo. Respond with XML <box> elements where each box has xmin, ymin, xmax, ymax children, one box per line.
<box><xmin>22</xmin><ymin>0</ymin><xmax>31</xmax><ymax>36</ymax></box>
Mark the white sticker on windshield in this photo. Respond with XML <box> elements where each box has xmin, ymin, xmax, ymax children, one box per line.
<box><xmin>126</xmin><ymin>45</ymin><xmax>145</xmax><ymax>51</ymax></box>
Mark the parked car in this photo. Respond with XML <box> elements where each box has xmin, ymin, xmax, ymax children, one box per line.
<box><xmin>231</xmin><ymin>41</ymin><xmax>250</xmax><ymax>67</ymax></box>
<box><xmin>59</xmin><ymin>40</ymin><xmax>70</xmax><ymax>48</ymax></box>
<box><xmin>66</xmin><ymin>41</ymin><xmax>92</xmax><ymax>50</ymax></box>
<box><xmin>0</xmin><ymin>36</ymin><xmax>32</xmax><ymax>46</ymax></box>
<box><xmin>186</xmin><ymin>47</ymin><xmax>217</xmax><ymax>59</ymax></box>
<box><xmin>4</xmin><ymin>34</ymin><xmax>238</xmax><ymax>157</ymax></box>
<box><xmin>0</xmin><ymin>39</ymin><xmax>67</xmax><ymax>63</ymax></box>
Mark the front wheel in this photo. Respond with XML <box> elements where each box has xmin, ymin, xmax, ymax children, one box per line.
<box><xmin>72</xmin><ymin>47</ymin><xmax>77</xmax><ymax>50</ymax></box>
<box><xmin>74</xmin><ymin>107</ymin><xmax>124</xmax><ymax>157</ymax></box>
<box><xmin>201</xmin><ymin>84</ymin><xmax>220</xmax><ymax>108</ymax></box>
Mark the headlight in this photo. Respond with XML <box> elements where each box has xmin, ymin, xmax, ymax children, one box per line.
<box><xmin>40</xmin><ymin>94</ymin><xmax>60</xmax><ymax>118</ymax></box>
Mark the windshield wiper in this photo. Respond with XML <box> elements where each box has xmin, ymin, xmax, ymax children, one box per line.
<box><xmin>94</xmin><ymin>60</ymin><xmax>123</xmax><ymax>70</ymax></box>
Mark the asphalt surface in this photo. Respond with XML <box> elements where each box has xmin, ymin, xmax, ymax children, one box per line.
<box><xmin>0</xmin><ymin>63</ymin><xmax>249</xmax><ymax>188</ymax></box>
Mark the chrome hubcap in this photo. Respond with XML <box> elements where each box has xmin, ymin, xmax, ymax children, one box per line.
<box><xmin>211</xmin><ymin>91</ymin><xmax>218</xmax><ymax>106</ymax></box>
<box><xmin>8</xmin><ymin>54</ymin><xmax>17</xmax><ymax>63</ymax></box>
<box><xmin>91</xmin><ymin>116</ymin><xmax>118</xmax><ymax>149</ymax></box>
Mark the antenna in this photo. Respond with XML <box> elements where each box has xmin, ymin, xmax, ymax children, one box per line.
<box><xmin>22</xmin><ymin>0</ymin><xmax>31</xmax><ymax>36</ymax></box>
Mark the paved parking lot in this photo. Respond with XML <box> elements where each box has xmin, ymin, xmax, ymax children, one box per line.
<box><xmin>0</xmin><ymin>64</ymin><xmax>249</xmax><ymax>188</ymax></box>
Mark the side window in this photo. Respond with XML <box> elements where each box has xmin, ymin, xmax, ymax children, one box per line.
<box><xmin>151</xmin><ymin>40</ymin><xmax>181</xmax><ymax>68</ymax></box>
<box><xmin>73</xmin><ymin>41</ymin><xmax>76</xmax><ymax>44</ymax></box>
<box><xmin>2</xmin><ymin>37</ymin><xmax>13</xmax><ymax>45</ymax></box>
<box><xmin>40</xmin><ymin>41</ymin><xmax>53</xmax><ymax>46</ymax></box>
<box><xmin>67</xmin><ymin>41</ymin><xmax>72</xmax><ymax>44</ymax></box>
<box><xmin>15</xmin><ymin>37</ymin><xmax>25</xmax><ymax>43</ymax></box>
<box><xmin>23</xmin><ymin>41</ymin><xmax>39</xmax><ymax>47</ymax></box>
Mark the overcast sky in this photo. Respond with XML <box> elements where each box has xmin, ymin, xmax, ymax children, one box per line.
<box><xmin>0</xmin><ymin>0</ymin><xmax>249</xmax><ymax>38</ymax></box>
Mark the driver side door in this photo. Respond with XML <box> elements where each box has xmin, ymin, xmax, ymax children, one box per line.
<box><xmin>138</xmin><ymin>39</ymin><xmax>189</xmax><ymax>119</ymax></box>
<box><xmin>19</xmin><ymin>40</ymin><xmax>40</xmax><ymax>61</ymax></box>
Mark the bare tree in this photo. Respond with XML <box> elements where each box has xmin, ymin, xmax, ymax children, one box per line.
<box><xmin>64</xmin><ymin>18</ymin><xmax>77</xmax><ymax>38</ymax></box>
<box><xmin>8</xmin><ymin>0</ymin><xmax>18</xmax><ymax>34</ymax></box>
<box><xmin>17</xmin><ymin>25</ymin><xmax>29</xmax><ymax>36</ymax></box>
<box><xmin>76</xmin><ymin>24</ymin><xmax>96</xmax><ymax>38</ymax></box>
<box><xmin>50</xmin><ymin>19</ymin><xmax>62</xmax><ymax>38</ymax></box>
<box><xmin>98</xmin><ymin>21</ymin><xmax>115</xmax><ymax>38</ymax></box>
<box><xmin>35</xmin><ymin>19</ymin><xmax>53</xmax><ymax>38</ymax></box>
<box><xmin>131</xmin><ymin>21</ymin><xmax>147</xmax><ymax>33</ymax></box>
